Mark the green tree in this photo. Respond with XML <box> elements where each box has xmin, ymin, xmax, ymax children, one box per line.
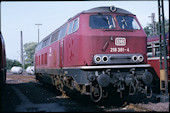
<box><xmin>144</xmin><ymin>18</ymin><xmax>169</xmax><ymax>36</ymax></box>
<box><xmin>144</xmin><ymin>25</ymin><xmax>152</xmax><ymax>36</ymax></box>
<box><xmin>164</xmin><ymin>18</ymin><xmax>169</xmax><ymax>33</ymax></box>
<box><xmin>6</xmin><ymin>58</ymin><xmax>22</xmax><ymax>70</ymax></box>
<box><xmin>24</xmin><ymin>42</ymin><xmax>37</xmax><ymax>66</ymax></box>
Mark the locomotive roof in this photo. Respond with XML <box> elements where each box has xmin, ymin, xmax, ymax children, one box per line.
<box><xmin>82</xmin><ymin>6</ymin><xmax>133</xmax><ymax>15</ymax></box>
<box><xmin>67</xmin><ymin>6</ymin><xmax>134</xmax><ymax>21</ymax></box>
<box><xmin>36</xmin><ymin>6</ymin><xmax>135</xmax><ymax>51</ymax></box>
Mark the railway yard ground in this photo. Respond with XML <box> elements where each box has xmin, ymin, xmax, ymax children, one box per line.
<box><xmin>1</xmin><ymin>72</ymin><xmax>169</xmax><ymax>112</ymax></box>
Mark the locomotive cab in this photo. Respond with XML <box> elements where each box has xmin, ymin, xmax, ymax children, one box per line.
<box><xmin>77</xmin><ymin>7</ymin><xmax>147</xmax><ymax>66</ymax></box>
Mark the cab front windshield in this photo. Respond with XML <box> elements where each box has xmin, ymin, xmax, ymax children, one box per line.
<box><xmin>116</xmin><ymin>15</ymin><xmax>141</xmax><ymax>30</ymax></box>
<box><xmin>90</xmin><ymin>15</ymin><xmax>115</xmax><ymax>29</ymax></box>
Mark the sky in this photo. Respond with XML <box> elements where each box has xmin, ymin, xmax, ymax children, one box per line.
<box><xmin>1</xmin><ymin>1</ymin><xmax>169</xmax><ymax>61</ymax></box>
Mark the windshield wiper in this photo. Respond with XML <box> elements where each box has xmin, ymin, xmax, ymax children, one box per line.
<box><xmin>105</xmin><ymin>17</ymin><xmax>110</xmax><ymax>27</ymax></box>
<box><xmin>101</xmin><ymin>16</ymin><xmax>110</xmax><ymax>26</ymax></box>
<box><xmin>121</xmin><ymin>17</ymin><xmax>128</xmax><ymax>29</ymax></box>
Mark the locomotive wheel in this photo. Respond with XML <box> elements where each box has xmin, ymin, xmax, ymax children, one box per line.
<box><xmin>90</xmin><ymin>84</ymin><xmax>103</xmax><ymax>102</ymax></box>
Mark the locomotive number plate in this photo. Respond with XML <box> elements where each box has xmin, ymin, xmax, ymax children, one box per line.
<box><xmin>110</xmin><ymin>47</ymin><xmax>130</xmax><ymax>52</ymax></box>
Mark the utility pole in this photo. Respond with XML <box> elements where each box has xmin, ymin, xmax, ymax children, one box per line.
<box><xmin>148</xmin><ymin>13</ymin><xmax>157</xmax><ymax>36</ymax></box>
<box><xmin>157</xmin><ymin>0</ymin><xmax>168</xmax><ymax>102</ymax></box>
<box><xmin>20</xmin><ymin>31</ymin><xmax>24</xmax><ymax>69</ymax></box>
<box><xmin>35</xmin><ymin>24</ymin><xmax>42</xmax><ymax>43</ymax></box>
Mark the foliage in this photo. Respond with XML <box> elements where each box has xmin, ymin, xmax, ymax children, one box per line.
<box><xmin>24</xmin><ymin>63</ymin><xmax>33</xmax><ymax>69</ymax></box>
<box><xmin>24</xmin><ymin>42</ymin><xmax>37</xmax><ymax>65</ymax></box>
<box><xmin>144</xmin><ymin>18</ymin><xmax>169</xmax><ymax>36</ymax></box>
<box><xmin>144</xmin><ymin>26</ymin><xmax>151</xmax><ymax>36</ymax></box>
<box><xmin>6</xmin><ymin>58</ymin><xmax>22</xmax><ymax>70</ymax></box>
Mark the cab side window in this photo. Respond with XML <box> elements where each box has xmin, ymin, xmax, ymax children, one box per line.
<box><xmin>67</xmin><ymin>21</ymin><xmax>74</xmax><ymax>35</ymax></box>
<box><xmin>72</xmin><ymin>18</ymin><xmax>79</xmax><ymax>33</ymax></box>
<box><xmin>67</xmin><ymin>18</ymin><xmax>79</xmax><ymax>35</ymax></box>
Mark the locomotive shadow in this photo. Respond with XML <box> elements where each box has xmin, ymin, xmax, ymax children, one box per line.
<box><xmin>1</xmin><ymin>84</ymin><xmax>22</xmax><ymax>112</ymax></box>
<box><xmin>1</xmin><ymin>81</ymin><xmax>102</xmax><ymax>112</ymax></box>
<box><xmin>22</xmin><ymin>82</ymin><xmax>103</xmax><ymax>112</ymax></box>
<box><xmin>124</xmin><ymin>92</ymin><xmax>158</xmax><ymax>105</ymax></box>
<box><xmin>1</xmin><ymin>76</ymin><xmax>160</xmax><ymax>112</ymax></box>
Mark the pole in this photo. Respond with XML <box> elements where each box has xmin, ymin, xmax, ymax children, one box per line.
<box><xmin>160</xmin><ymin>0</ymin><xmax>168</xmax><ymax>95</ymax></box>
<box><xmin>20</xmin><ymin>31</ymin><xmax>24</xmax><ymax>69</ymax></box>
<box><xmin>148</xmin><ymin>13</ymin><xmax>157</xmax><ymax>36</ymax></box>
<box><xmin>158</xmin><ymin>0</ymin><xmax>168</xmax><ymax>96</ymax></box>
<box><xmin>38</xmin><ymin>27</ymin><xmax>39</xmax><ymax>43</ymax></box>
<box><xmin>158</xmin><ymin>1</ymin><xmax>163</xmax><ymax>69</ymax></box>
<box><xmin>35</xmin><ymin>24</ymin><xmax>42</xmax><ymax>43</ymax></box>
<box><xmin>152</xmin><ymin>13</ymin><xmax>157</xmax><ymax>35</ymax></box>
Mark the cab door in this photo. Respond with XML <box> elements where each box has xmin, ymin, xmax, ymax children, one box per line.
<box><xmin>58</xmin><ymin>39</ymin><xmax>64</xmax><ymax>68</ymax></box>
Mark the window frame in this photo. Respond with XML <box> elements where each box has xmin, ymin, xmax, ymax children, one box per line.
<box><xmin>58</xmin><ymin>24</ymin><xmax>68</xmax><ymax>40</ymax></box>
<box><xmin>67</xmin><ymin>21</ymin><xmax>74</xmax><ymax>35</ymax></box>
<box><xmin>67</xmin><ymin>17</ymin><xmax>79</xmax><ymax>35</ymax></box>
<box><xmin>51</xmin><ymin>30</ymin><xmax>60</xmax><ymax>43</ymax></box>
<box><xmin>72</xmin><ymin>18</ymin><xmax>79</xmax><ymax>33</ymax></box>
<box><xmin>116</xmin><ymin>15</ymin><xmax>141</xmax><ymax>30</ymax></box>
<box><xmin>89</xmin><ymin>15</ymin><xmax>116</xmax><ymax>29</ymax></box>
<box><xmin>147</xmin><ymin>42</ymin><xmax>153</xmax><ymax>57</ymax></box>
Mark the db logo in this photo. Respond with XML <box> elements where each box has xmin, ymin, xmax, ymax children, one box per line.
<box><xmin>115</xmin><ymin>37</ymin><xmax>126</xmax><ymax>46</ymax></box>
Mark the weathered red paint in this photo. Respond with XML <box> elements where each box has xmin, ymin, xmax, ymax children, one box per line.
<box><xmin>35</xmin><ymin>11</ymin><xmax>147</xmax><ymax>69</ymax></box>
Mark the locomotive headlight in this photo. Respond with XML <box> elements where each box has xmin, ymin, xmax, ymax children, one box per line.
<box><xmin>102</xmin><ymin>56</ymin><xmax>108</xmax><ymax>62</ymax></box>
<box><xmin>110</xmin><ymin>6</ymin><xmax>117</xmax><ymax>12</ymax></box>
<box><xmin>95</xmin><ymin>56</ymin><xmax>101</xmax><ymax>63</ymax></box>
<box><xmin>132</xmin><ymin>55</ymin><xmax>138</xmax><ymax>62</ymax></box>
<box><xmin>138</xmin><ymin>55</ymin><xmax>144</xmax><ymax>62</ymax></box>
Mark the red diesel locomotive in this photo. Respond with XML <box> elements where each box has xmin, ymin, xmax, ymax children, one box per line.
<box><xmin>147</xmin><ymin>32</ymin><xmax>170</xmax><ymax>81</ymax></box>
<box><xmin>34</xmin><ymin>6</ymin><xmax>153</xmax><ymax>102</ymax></box>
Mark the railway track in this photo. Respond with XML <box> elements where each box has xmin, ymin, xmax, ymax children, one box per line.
<box><xmin>1</xmin><ymin>72</ymin><xmax>169</xmax><ymax>112</ymax></box>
